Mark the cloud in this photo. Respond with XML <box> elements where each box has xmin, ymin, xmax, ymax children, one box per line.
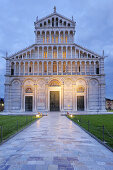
<box><xmin>0</xmin><ymin>0</ymin><xmax>113</xmax><ymax>99</ymax></box>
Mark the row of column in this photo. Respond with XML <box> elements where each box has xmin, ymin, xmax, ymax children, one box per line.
<box><xmin>17</xmin><ymin>46</ymin><xmax>97</xmax><ymax>59</ymax></box>
<box><xmin>36</xmin><ymin>31</ymin><xmax>74</xmax><ymax>44</ymax></box>
<box><xmin>11</xmin><ymin>60</ymin><xmax>99</xmax><ymax>76</ymax></box>
<box><xmin>36</xmin><ymin>30</ymin><xmax>74</xmax><ymax>40</ymax></box>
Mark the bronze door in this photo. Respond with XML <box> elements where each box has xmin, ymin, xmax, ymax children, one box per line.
<box><xmin>50</xmin><ymin>91</ymin><xmax>59</xmax><ymax>111</ymax></box>
<box><xmin>77</xmin><ymin>96</ymin><xmax>84</xmax><ymax>111</ymax></box>
<box><xmin>25</xmin><ymin>96</ymin><xmax>33</xmax><ymax>111</ymax></box>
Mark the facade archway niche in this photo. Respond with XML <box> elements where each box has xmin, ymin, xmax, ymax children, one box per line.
<box><xmin>48</xmin><ymin>79</ymin><xmax>62</xmax><ymax>111</ymax></box>
<box><xmin>75</xmin><ymin>79</ymin><xmax>87</xmax><ymax>111</ymax></box>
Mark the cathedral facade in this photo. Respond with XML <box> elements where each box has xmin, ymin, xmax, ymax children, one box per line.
<box><xmin>4</xmin><ymin>8</ymin><xmax>106</xmax><ymax>113</ymax></box>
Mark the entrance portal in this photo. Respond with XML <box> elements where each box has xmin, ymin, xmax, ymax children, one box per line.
<box><xmin>25</xmin><ymin>96</ymin><xmax>33</xmax><ymax>111</ymax></box>
<box><xmin>77</xmin><ymin>96</ymin><xmax>84</xmax><ymax>111</ymax></box>
<box><xmin>50</xmin><ymin>91</ymin><xmax>59</xmax><ymax>111</ymax></box>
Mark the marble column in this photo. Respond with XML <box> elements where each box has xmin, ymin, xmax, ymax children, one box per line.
<box><xmin>38</xmin><ymin>62</ymin><xmax>39</xmax><ymax>75</ymax></box>
<box><xmin>38</xmin><ymin>47</ymin><xmax>39</xmax><ymax>59</ymax></box>
<box><xmin>33</xmin><ymin>61</ymin><xmax>34</xmax><ymax>75</ymax></box>
<box><xmin>57</xmin><ymin>47</ymin><xmax>58</xmax><ymax>59</ymax></box>
<box><xmin>28</xmin><ymin>62</ymin><xmax>29</xmax><ymax>75</ymax></box>
<box><xmin>71</xmin><ymin>61</ymin><xmax>72</xmax><ymax>75</ymax></box>
<box><xmin>59</xmin><ymin>31</ymin><xmax>60</xmax><ymax>43</ymax></box>
<box><xmin>71</xmin><ymin>46</ymin><xmax>72</xmax><ymax>58</ymax></box>
<box><xmin>19</xmin><ymin>62</ymin><xmax>20</xmax><ymax>76</ymax></box>
<box><xmin>14</xmin><ymin>62</ymin><xmax>16</xmax><ymax>75</ymax></box>
<box><xmin>47</xmin><ymin>62</ymin><xmax>48</xmax><ymax>75</ymax></box>
<box><xmin>24</xmin><ymin>62</ymin><xmax>25</xmax><ymax>75</ymax></box>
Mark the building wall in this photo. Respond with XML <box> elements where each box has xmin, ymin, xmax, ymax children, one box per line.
<box><xmin>4</xmin><ymin>10</ymin><xmax>106</xmax><ymax>113</ymax></box>
<box><xmin>4</xmin><ymin>75</ymin><xmax>105</xmax><ymax>112</ymax></box>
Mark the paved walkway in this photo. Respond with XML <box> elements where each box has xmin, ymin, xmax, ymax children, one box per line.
<box><xmin>0</xmin><ymin>112</ymin><xmax>113</xmax><ymax>170</ymax></box>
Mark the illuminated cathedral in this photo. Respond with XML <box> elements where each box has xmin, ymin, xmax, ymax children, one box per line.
<box><xmin>4</xmin><ymin>7</ymin><xmax>106</xmax><ymax>113</ymax></box>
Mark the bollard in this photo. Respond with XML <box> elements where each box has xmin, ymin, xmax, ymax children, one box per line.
<box><xmin>80</xmin><ymin>118</ymin><xmax>81</xmax><ymax>125</ymax></box>
<box><xmin>102</xmin><ymin>125</ymin><xmax>104</xmax><ymax>142</ymax></box>
<box><xmin>88</xmin><ymin>120</ymin><xmax>89</xmax><ymax>132</ymax></box>
<box><xmin>0</xmin><ymin>126</ymin><xmax>3</xmax><ymax>142</ymax></box>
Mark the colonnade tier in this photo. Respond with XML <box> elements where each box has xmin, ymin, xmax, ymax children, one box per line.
<box><xmin>11</xmin><ymin>60</ymin><xmax>100</xmax><ymax>76</ymax></box>
<box><xmin>13</xmin><ymin>46</ymin><xmax>98</xmax><ymax>60</ymax></box>
<box><xmin>35</xmin><ymin>30</ymin><xmax>74</xmax><ymax>44</ymax></box>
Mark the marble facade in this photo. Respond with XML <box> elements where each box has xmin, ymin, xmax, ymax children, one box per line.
<box><xmin>4</xmin><ymin>7</ymin><xmax>106</xmax><ymax>113</ymax></box>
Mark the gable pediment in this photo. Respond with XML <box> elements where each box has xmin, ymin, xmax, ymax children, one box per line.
<box><xmin>35</xmin><ymin>12</ymin><xmax>75</xmax><ymax>28</ymax></box>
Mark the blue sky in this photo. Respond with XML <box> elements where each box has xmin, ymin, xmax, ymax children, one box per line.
<box><xmin>0</xmin><ymin>0</ymin><xmax>113</xmax><ymax>99</ymax></box>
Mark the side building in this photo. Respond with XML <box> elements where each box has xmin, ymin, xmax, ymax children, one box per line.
<box><xmin>4</xmin><ymin>8</ymin><xmax>106</xmax><ymax>113</ymax></box>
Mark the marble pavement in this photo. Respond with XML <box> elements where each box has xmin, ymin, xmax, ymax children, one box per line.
<box><xmin>0</xmin><ymin>112</ymin><xmax>113</xmax><ymax>170</ymax></box>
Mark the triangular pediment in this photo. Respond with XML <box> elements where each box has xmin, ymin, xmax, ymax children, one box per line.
<box><xmin>35</xmin><ymin>12</ymin><xmax>75</xmax><ymax>28</ymax></box>
<box><xmin>36</xmin><ymin>12</ymin><xmax>75</xmax><ymax>24</ymax></box>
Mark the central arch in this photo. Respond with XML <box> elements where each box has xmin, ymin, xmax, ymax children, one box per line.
<box><xmin>48</xmin><ymin>79</ymin><xmax>61</xmax><ymax>111</ymax></box>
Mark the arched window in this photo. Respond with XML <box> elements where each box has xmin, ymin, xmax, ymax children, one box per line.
<box><xmin>64</xmin><ymin>21</ymin><xmax>66</xmax><ymax>26</ymax></box>
<box><xmin>96</xmin><ymin>61</ymin><xmax>99</xmax><ymax>74</ymax></box>
<box><xmin>25</xmin><ymin>88</ymin><xmax>33</xmax><ymax>93</ymax></box>
<box><xmin>60</xmin><ymin>19</ymin><xmax>62</xmax><ymax>25</ymax></box>
<box><xmin>56</xmin><ymin>17</ymin><xmax>58</xmax><ymax>26</ymax></box>
<box><xmin>11</xmin><ymin>62</ymin><xmax>14</xmax><ymax>75</ymax></box>
<box><xmin>49</xmin><ymin>79</ymin><xmax>61</xmax><ymax>86</ymax></box>
<box><xmin>44</xmin><ymin>62</ymin><xmax>47</xmax><ymax>73</ymax></box>
<box><xmin>63</xmin><ymin>62</ymin><xmax>66</xmax><ymax>73</ymax></box>
<box><xmin>52</xmin><ymin>18</ymin><xmax>54</xmax><ymax>27</ymax></box>
<box><xmin>44</xmin><ymin>21</ymin><xmax>46</xmax><ymax>26</ymax></box>
<box><xmin>53</xmin><ymin>61</ymin><xmax>57</xmax><ymax>74</ymax></box>
<box><xmin>77</xmin><ymin>86</ymin><xmax>85</xmax><ymax>93</ymax></box>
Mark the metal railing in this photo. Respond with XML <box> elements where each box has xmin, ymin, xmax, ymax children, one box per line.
<box><xmin>68</xmin><ymin>116</ymin><xmax>113</xmax><ymax>149</ymax></box>
<box><xmin>0</xmin><ymin>115</ymin><xmax>39</xmax><ymax>143</ymax></box>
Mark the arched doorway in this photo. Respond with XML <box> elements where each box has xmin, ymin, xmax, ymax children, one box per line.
<box><xmin>77</xmin><ymin>86</ymin><xmax>85</xmax><ymax>111</ymax></box>
<box><xmin>50</xmin><ymin>91</ymin><xmax>59</xmax><ymax>111</ymax></box>
<box><xmin>25</xmin><ymin>87</ymin><xmax>33</xmax><ymax>111</ymax></box>
<box><xmin>48</xmin><ymin>79</ymin><xmax>61</xmax><ymax>111</ymax></box>
<box><xmin>75</xmin><ymin>79</ymin><xmax>86</xmax><ymax>111</ymax></box>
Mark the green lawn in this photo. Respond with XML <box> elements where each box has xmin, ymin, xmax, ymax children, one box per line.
<box><xmin>0</xmin><ymin>115</ymin><xmax>41</xmax><ymax>143</ymax></box>
<box><xmin>67</xmin><ymin>114</ymin><xmax>113</xmax><ymax>149</ymax></box>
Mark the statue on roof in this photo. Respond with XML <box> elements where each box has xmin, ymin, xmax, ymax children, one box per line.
<box><xmin>54</xmin><ymin>6</ymin><xmax>56</xmax><ymax>13</ymax></box>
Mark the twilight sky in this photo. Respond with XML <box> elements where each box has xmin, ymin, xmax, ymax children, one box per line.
<box><xmin>0</xmin><ymin>0</ymin><xmax>113</xmax><ymax>99</ymax></box>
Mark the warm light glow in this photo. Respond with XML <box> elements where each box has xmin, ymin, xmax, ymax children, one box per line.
<box><xmin>52</xmin><ymin>36</ymin><xmax>54</xmax><ymax>43</ymax></box>
<box><xmin>47</xmin><ymin>37</ymin><xmax>49</xmax><ymax>43</ymax></box>
<box><xmin>56</xmin><ymin>36</ymin><xmax>58</xmax><ymax>43</ymax></box>
<box><xmin>2</xmin><ymin>103</ymin><xmax>4</xmax><ymax>106</ymax></box>
<box><xmin>61</xmin><ymin>36</ymin><xmax>63</xmax><ymax>43</ymax></box>
<box><xmin>70</xmin><ymin>114</ymin><xmax>73</xmax><ymax>117</ymax></box>
<box><xmin>36</xmin><ymin>114</ymin><xmax>39</xmax><ymax>118</ymax></box>
<box><xmin>53</xmin><ymin>51</ymin><xmax>57</xmax><ymax>59</ymax></box>
<box><xmin>63</xmin><ymin>51</ymin><xmax>66</xmax><ymax>59</ymax></box>
<box><xmin>65</xmin><ymin>36</ymin><xmax>67</xmax><ymax>43</ymax></box>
